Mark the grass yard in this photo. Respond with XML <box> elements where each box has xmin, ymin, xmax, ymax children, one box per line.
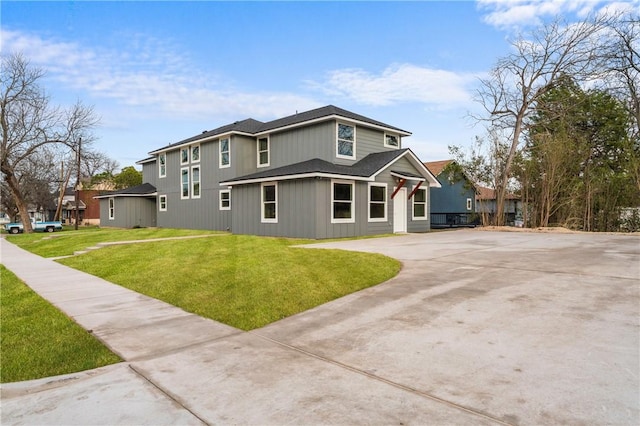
<box><xmin>7</xmin><ymin>227</ymin><xmax>221</xmax><ymax>257</ymax></box>
<box><xmin>58</xmin><ymin>235</ymin><xmax>401</xmax><ymax>330</ymax></box>
<box><xmin>0</xmin><ymin>266</ymin><xmax>121</xmax><ymax>383</ymax></box>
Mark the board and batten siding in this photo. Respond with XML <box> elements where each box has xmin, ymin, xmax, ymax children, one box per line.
<box><xmin>267</xmin><ymin>122</ymin><xmax>335</xmax><ymax>169</ymax></box>
<box><xmin>142</xmin><ymin>160</ymin><xmax>157</xmax><ymax>186</ymax></box>
<box><xmin>430</xmin><ymin>177</ymin><xmax>476</xmax><ymax>214</ymax></box>
<box><xmin>100</xmin><ymin>197</ymin><xmax>156</xmax><ymax>228</ymax></box>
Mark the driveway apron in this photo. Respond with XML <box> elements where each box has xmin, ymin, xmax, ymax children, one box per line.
<box><xmin>1</xmin><ymin>231</ymin><xmax>638</xmax><ymax>425</ymax></box>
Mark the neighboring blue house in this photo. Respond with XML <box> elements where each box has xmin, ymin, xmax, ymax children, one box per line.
<box><xmin>97</xmin><ymin>105</ymin><xmax>441</xmax><ymax>238</ymax></box>
<box><xmin>424</xmin><ymin>160</ymin><xmax>479</xmax><ymax>228</ymax></box>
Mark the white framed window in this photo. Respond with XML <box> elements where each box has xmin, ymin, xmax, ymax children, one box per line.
<box><xmin>191</xmin><ymin>145</ymin><xmax>200</xmax><ymax>163</ymax></box>
<box><xmin>257</xmin><ymin>137</ymin><xmax>270</xmax><ymax>167</ymax></box>
<box><xmin>108</xmin><ymin>197</ymin><xmax>115</xmax><ymax>220</ymax></box>
<box><xmin>368</xmin><ymin>183</ymin><xmax>387</xmax><ymax>222</ymax></box>
<box><xmin>412</xmin><ymin>187</ymin><xmax>427</xmax><ymax>220</ymax></box>
<box><xmin>261</xmin><ymin>182</ymin><xmax>277</xmax><ymax>223</ymax></box>
<box><xmin>159</xmin><ymin>153</ymin><xmax>166</xmax><ymax>178</ymax></box>
<box><xmin>219</xmin><ymin>190</ymin><xmax>231</xmax><ymax>210</ymax></box>
<box><xmin>384</xmin><ymin>133</ymin><xmax>400</xmax><ymax>148</ymax></box>
<box><xmin>159</xmin><ymin>195</ymin><xmax>167</xmax><ymax>212</ymax></box>
<box><xmin>191</xmin><ymin>166</ymin><xmax>201</xmax><ymax>199</ymax></box>
<box><xmin>331</xmin><ymin>180</ymin><xmax>355</xmax><ymax>223</ymax></box>
<box><xmin>466</xmin><ymin>198</ymin><xmax>472</xmax><ymax>211</ymax></box>
<box><xmin>180</xmin><ymin>147</ymin><xmax>189</xmax><ymax>165</ymax></box>
<box><xmin>336</xmin><ymin>123</ymin><xmax>356</xmax><ymax>159</ymax></box>
<box><xmin>219</xmin><ymin>137</ymin><xmax>230</xmax><ymax>168</ymax></box>
<box><xmin>181</xmin><ymin>167</ymin><xmax>190</xmax><ymax>199</ymax></box>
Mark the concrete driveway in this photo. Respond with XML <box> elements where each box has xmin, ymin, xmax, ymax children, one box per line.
<box><xmin>2</xmin><ymin>230</ymin><xmax>639</xmax><ymax>425</ymax></box>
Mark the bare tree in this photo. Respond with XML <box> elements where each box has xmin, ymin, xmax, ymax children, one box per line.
<box><xmin>474</xmin><ymin>14</ymin><xmax>614</xmax><ymax>225</ymax></box>
<box><xmin>0</xmin><ymin>53</ymin><xmax>98</xmax><ymax>232</ymax></box>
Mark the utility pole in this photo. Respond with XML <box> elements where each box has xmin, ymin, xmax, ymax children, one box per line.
<box><xmin>75</xmin><ymin>137</ymin><xmax>81</xmax><ymax>231</ymax></box>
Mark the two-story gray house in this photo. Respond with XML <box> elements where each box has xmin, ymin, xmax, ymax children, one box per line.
<box><xmin>97</xmin><ymin>105</ymin><xmax>440</xmax><ymax>239</ymax></box>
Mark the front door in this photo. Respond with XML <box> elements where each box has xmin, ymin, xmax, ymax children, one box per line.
<box><xmin>393</xmin><ymin>187</ymin><xmax>407</xmax><ymax>233</ymax></box>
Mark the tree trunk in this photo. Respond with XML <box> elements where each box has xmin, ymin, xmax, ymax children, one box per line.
<box><xmin>1</xmin><ymin>166</ymin><xmax>33</xmax><ymax>233</ymax></box>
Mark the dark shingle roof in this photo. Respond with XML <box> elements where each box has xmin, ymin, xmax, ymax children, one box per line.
<box><xmin>94</xmin><ymin>183</ymin><xmax>157</xmax><ymax>199</ymax></box>
<box><xmin>148</xmin><ymin>106</ymin><xmax>410</xmax><ymax>154</ymax></box>
<box><xmin>256</xmin><ymin>105</ymin><xmax>410</xmax><ymax>134</ymax></box>
<box><xmin>221</xmin><ymin>149</ymin><xmax>408</xmax><ymax>184</ymax></box>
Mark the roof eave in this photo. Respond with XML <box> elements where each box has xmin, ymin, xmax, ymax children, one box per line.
<box><xmin>220</xmin><ymin>172</ymin><xmax>373</xmax><ymax>187</ymax></box>
<box><xmin>255</xmin><ymin>114</ymin><xmax>412</xmax><ymax>137</ymax></box>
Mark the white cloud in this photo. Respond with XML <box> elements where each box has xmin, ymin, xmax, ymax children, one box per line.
<box><xmin>0</xmin><ymin>29</ymin><xmax>320</xmax><ymax>121</ymax></box>
<box><xmin>477</xmin><ymin>0</ymin><xmax>639</xmax><ymax>29</ymax></box>
<box><xmin>309</xmin><ymin>64</ymin><xmax>480</xmax><ymax>109</ymax></box>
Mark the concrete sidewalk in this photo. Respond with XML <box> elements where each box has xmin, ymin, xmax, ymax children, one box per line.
<box><xmin>1</xmin><ymin>231</ymin><xmax>638</xmax><ymax>425</ymax></box>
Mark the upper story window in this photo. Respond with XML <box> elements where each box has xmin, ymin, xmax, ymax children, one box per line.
<box><xmin>413</xmin><ymin>187</ymin><xmax>427</xmax><ymax>220</ymax></box>
<box><xmin>181</xmin><ymin>147</ymin><xmax>189</xmax><ymax>165</ymax></box>
<box><xmin>159</xmin><ymin>153</ymin><xmax>166</xmax><ymax>178</ymax></box>
<box><xmin>331</xmin><ymin>180</ymin><xmax>355</xmax><ymax>223</ymax></box>
<box><xmin>191</xmin><ymin>145</ymin><xmax>200</xmax><ymax>163</ymax></box>
<box><xmin>385</xmin><ymin>133</ymin><xmax>400</xmax><ymax>148</ymax></box>
<box><xmin>368</xmin><ymin>183</ymin><xmax>387</xmax><ymax>222</ymax></box>
<box><xmin>261</xmin><ymin>182</ymin><xmax>277</xmax><ymax>223</ymax></box>
<box><xmin>181</xmin><ymin>167</ymin><xmax>190</xmax><ymax>199</ymax></box>
<box><xmin>336</xmin><ymin>123</ymin><xmax>356</xmax><ymax>159</ymax></box>
<box><xmin>257</xmin><ymin>137</ymin><xmax>270</xmax><ymax>167</ymax></box>
<box><xmin>220</xmin><ymin>137</ymin><xmax>230</xmax><ymax>168</ymax></box>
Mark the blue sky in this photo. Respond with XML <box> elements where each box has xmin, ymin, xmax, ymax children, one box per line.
<box><xmin>2</xmin><ymin>0</ymin><xmax>637</xmax><ymax>170</ymax></box>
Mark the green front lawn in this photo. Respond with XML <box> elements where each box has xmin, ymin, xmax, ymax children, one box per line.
<box><xmin>7</xmin><ymin>227</ymin><xmax>221</xmax><ymax>257</ymax></box>
<box><xmin>0</xmin><ymin>266</ymin><xmax>121</xmax><ymax>383</ymax></box>
<box><xmin>58</xmin><ymin>235</ymin><xmax>401</xmax><ymax>330</ymax></box>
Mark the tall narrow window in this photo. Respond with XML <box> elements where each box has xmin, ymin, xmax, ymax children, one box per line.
<box><xmin>108</xmin><ymin>198</ymin><xmax>115</xmax><ymax>220</ymax></box>
<box><xmin>219</xmin><ymin>190</ymin><xmax>231</xmax><ymax>210</ymax></box>
<box><xmin>181</xmin><ymin>168</ymin><xmax>189</xmax><ymax>199</ymax></box>
<box><xmin>191</xmin><ymin>166</ymin><xmax>201</xmax><ymax>198</ymax></box>
<box><xmin>466</xmin><ymin>198</ymin><xmax>473</xmax><ymax>211</ymax></box>
<box><xmin>368</xmin><ymin>183</ymin><xmax>387</xmax><ymax>222</ymax></box>
<box><xmin>332</xmin><ymin>180</ymin><xmax>354</xmax><ymax>223</ymax></box>
<box><xmin>257</xmin><ymin>137</ymin><xmax>269</xmax><ymax>167</ymax></box>
<box><xmin>413</xmin><ymin>187</ymin><xmax>427</xmax><ymax>220</ymax></box>
<box><xmin>261</xmin><ymin>183</ymin><xmax>277</xmax><ymax>223</ymax></box>
<box><xmin>181</xmin><ymin>147</ymin><xmax>189</xmax><ymax>165</ymax></box>
<box><xmin>159</xmin><ymin>153</ymin><xmax>166</xmax><ymax>178</ymax></box>
<box><xmin>336</xmin><ymin>123</ymin><xmax>356</xmax><ymax>159</ymax></box>
<box><xmin>159</xmin><ymin>195</ymin><xmax>167</xmax><ymax>212</ymax></box>
<box><xmin>191</xmin><ymin>145</ymin><xmax>200</xmax><ymax>163</ymax></box>
<box><xmin>220</xmin><ymin>137</ymin><xmax>230</xmax><ymax>167</ymax></box>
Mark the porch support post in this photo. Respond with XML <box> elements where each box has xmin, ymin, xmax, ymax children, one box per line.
<box><xmin>391</xmin><ymin>178</ymin><xmax>407</xmax><ymax>199</ymax></box>
<box><xmin>407</xmin><ymin>181</ymin><xmax>423</xmax><ymax>200</ymax></box>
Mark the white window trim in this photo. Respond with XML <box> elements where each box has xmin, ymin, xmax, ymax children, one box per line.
<box><xmin>191</xmin><ymin>166</ymin><xmax>201</xmax><ymax>199</ymax></box>
<box><xmin>159</xmin><ymin>195</ymin><xmax>167</xmax><ymax>212</ymax></box>
<box><xmin>219</xmin><ymin>189</ymin><xmax>231</xmax><ymax>211</ymax></box>
<box><xmin>368</xmin><ymin>182</ymin><xmax>387</xmax><ymax>222</ymax></box>
<box><xmin>384</xmin><ymin>133</ymin><xmax>400</xmax><ymax>148</ymax></box>
<box><xmin>257</xmin><ymin>136</ymin><xmax>270</xmax><ymax>168</ymax></box>
<box><xmin>466</xmin><ymin>198</ymin><xmax>473</xmax><ymax>211</ymax></box>
<box><xmin>181</xmin><ymin>167</ymin><xmax>190</xmax><ymax>199</ymax></box>
<box><xmin>180</xmin><ymin>147</ymin><xmax>189</xmax><ymax>165</ymax></box>
<box><xmin>412</xmin><ymin>186</ymin><xmax>428</xmax><ymax>221</ymax></box>
<box><xmin>159</xmin><ymin>153</ymin><xmax>166</xmax><ymax>178</ymax></box>
<box><xmin>336</xmin><ymin>122</ymin><xmax>356</xmax><ymax>160</ymax></box>
<box><xmin>219</xmin><ymin>136</ymin><xmax>231</xmax><ymax>168</ymax></box>
<box><xmin>108</xmin><ymin>197</ymin><xmax>115</xmax><ymax>220</ymax></box>
<box><xmin>261</xmin><ymin>182</ymin><xmax>278</xmax><ymax>223</ymax></box>
<box><xmin>191</xmin><ymin>144</ymin><xmax>201</xmax><ymax>164</ymax></box>
<box><xmin>331</xmin><ymin>179</ymin><xmax>355</xmax><ymax>224</ymax></box>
